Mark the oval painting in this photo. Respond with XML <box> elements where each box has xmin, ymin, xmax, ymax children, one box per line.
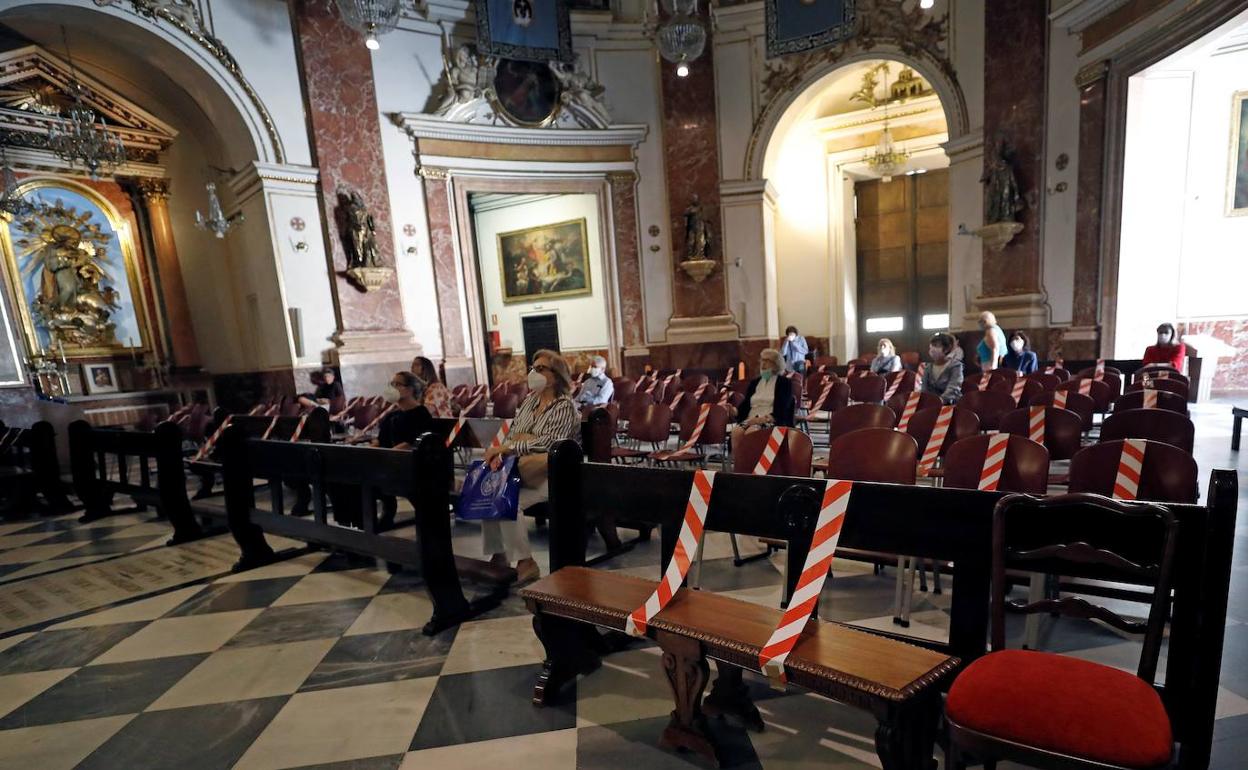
<box><xmin>492</xmin><ymin>58</ymin><xmax>561</xmax><ymax>127</ymax></box>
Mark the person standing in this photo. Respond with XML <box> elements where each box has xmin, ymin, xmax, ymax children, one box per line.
<box><xmin>780</xmin><ymin>326</ymin><xmax>809</xmax><ymax>374</ymax></box>
<box><xmin>977</xmin><ymin>311</ymin><xmax>1007</xmax><ymax>371</ymax></box>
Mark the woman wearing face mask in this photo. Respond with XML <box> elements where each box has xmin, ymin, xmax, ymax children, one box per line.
<box><xmin>870</xmin><ymin>338</ymin><xmax>903</xmax><ymax>375</ymax></box>
<box><xmin>977</xmin><ymin>311</ymin><xmax>1007</xmax><ymax>371</ymax></box>
<box><xmin>373</xmin><ymin>372</ymin><xmax>433</xmax><ymax>450</ymax></box>
<box><xmin>1001</xmin><ymin>331</ymin><xmax>1038</xmax><ymax>374</ymax></box>
<box><xmin>920</xmin><ymin>333</ymin><xmax>964</xmax><ymax>404</ymax></box>
<box><xmin>731</xmin><ymin>349</ymin><xmax>795</xmax><ymax>447</ymax></box>
<box><xmin>480</xmin><ymin>349</ymin><xmax>580</xmax><ymax>583</ymax></box>
<box><xmin>780</xmin><ymin>326</ymin><xmax>809</xmax><ymax>374</ymax></box>
<box><xmin>1142</xmin><ymin>322</ymin><xmax>1186</xmax><ymax>370</ymax></box>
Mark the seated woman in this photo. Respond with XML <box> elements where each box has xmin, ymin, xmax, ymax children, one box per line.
<box><xmin>481</xmin><ymin>349</ymin><xmax>580</xmax><ymax>583</ymax></box>
<box><xmin>1001</xmin><ymin>331</ymin><xmax>1038</xmax><ymax>374</ymax></box>
<box><xmin>730</xmin><ymin>349</ymin><xmax>795</xmax><ymax>447</ymax></box>
<box><xmin>870</xmin><ymin>338</ymin><xmax>903</xmax><ymax>375</ymax></box>
<box><xmin>411</xmin><ymin>356</ymin><xmax>455</xmax><ymax>417</ymax></box>
<box><xmin>297</xmin><ymin>368</ymin><xmax>344</xmax><ymax>411</ymax></box>
<box><xmin>921</xmin><ymin>333</ymin><xmax>964</xmax><ymax>404</ymax></box>
<box><xmin>1142</xmin><ymin>322</ymin><xmax>1186</xmax><ymax>370</ymax></box>
<box><xmin>374</xmin><ymin>372</ymin><xmax>433</xmax><ymax>450</ymax></box>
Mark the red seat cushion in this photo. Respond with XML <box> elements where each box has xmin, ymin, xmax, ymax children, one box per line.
<box><xmin>946</xmin><ymin>649</ymin><xmax>1172</xmax><ymax>768</ymax></box>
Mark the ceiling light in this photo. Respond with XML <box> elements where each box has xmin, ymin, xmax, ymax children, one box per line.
<box><xmin>654</xmin><ymin>0</ymin><xmax>707</xmax><ymax>75</ymax></box>
<box><xmin>335</xmin><ymin>0</ymin><xmax>400</xmax><ymax>50</ymax></box>
<box><xmin>676</xmin><ymin>62</ymin><xmax>690</xmax><ymax>77</ymax></box>
<box><xmin>920</xmin><ymin>0</ymin><xmax>934</xmax><ymax>9</ymax></box>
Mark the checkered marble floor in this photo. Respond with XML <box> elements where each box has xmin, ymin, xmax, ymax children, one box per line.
<box><xmin>0</xmin><ymin>510</ymin><xmax>176</xmax><ymax>584</ymax></box>
<box><xmin>0</xmin><ymin>399</ymin><xmax>1242</xmax><ymax>769</ymax></box>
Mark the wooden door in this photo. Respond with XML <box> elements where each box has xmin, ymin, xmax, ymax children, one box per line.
<box><xmin>854</xmin><ymin>169</ymin><xmax>949</xmax><ymax>357</ymax></box>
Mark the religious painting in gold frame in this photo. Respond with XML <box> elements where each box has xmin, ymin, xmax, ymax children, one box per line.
<box><xmin>496</xmin><ymin>217</ymin><xmax>591</xmax><ymax>304</ymax></box>
<box><xmin>1228</xmin><ymin>90</ymin><xmax>1248</xmax><ymax>217</ymax></box>
<box><xmin>0</xmin><ymin>178</ymin><xmax>152</xmax><ymax>359</ymax></box>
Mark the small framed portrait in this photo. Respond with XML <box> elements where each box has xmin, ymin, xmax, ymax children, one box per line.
<box><xmin>1228</xmin><ymin>90</ymin><xmax>1248</xmax><ymax>216</ymax></box>
<box><xmin>492</xmin><ymin>58</ymin><xmax>561</xmax><ymax>126</ymax></box>
<box><xmin>82</xmin><ymin>362</ymin><xmax>119</xmax><ymax>394</ymax></box>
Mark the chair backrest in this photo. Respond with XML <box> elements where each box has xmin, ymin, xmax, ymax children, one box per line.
<box><xmin>1113</xmin><ymin>389</ymin><xmax>1188</xmax><ymax>416</ymax></box>
<box><xmin>1030</xmin><ymin>389</ymin><xmax>1095</xmax><ymax>430</ymax></box>
<box><xmin>492</xmin><ymin>392</ymin><xmax>521</xmax><ymax>419</ymax></box>
<box><xmin>628</xmin><ymin>403</ymin><xmax>673</xmax><ymax>443</ymax></box>
<box><xmin>847</xmin><ymin>372</ymin><xmax>886</xmax><ymax>402</ymax></box>
<box><xmin>903</xmin><ymin>405</ymin><xmax>980</xmax><ymax>458</ymax></box>
<box><xmin>697</xmin><ymin>404</ymin><xmax>731</xmax><ymax>446</ymax></box>
<box><xmin>508</xmin><ymin>381</ymin><xmax>529</xmax><ymax>396</ymax></box>
<box><xmin>824</xmin><ymin>428</ymin><xmax>918</xmax><ymax>484</ymax></box>
<box><xmin>989</xmin><ymin>493</ymin><xmax>1178</xmax><ymax>682</ymax></box>
<box><xmin>1074</xmin><ymin>369</ymin><xmax>1123</xmax><ymax>397</ymax></box>
<box><xmin>900</xmin><ymin>351</ymin><xmax>920</xmax><ymax>369</ymax></box>
<box><xmin>1057</xmin><ymin>377</ymin><xmax>1114</xmax><ymax>412</ymax></box>
<box><xmin>883</xmin><ymin>369</ymin><xmax>917</xmax><ymax>392</ymax></box>
<box><xmin>1076</xmin><ymin>364</ymin><xmax>1124</xmax><ymax>379</ymax></box>
<box><xmin>942</xmin><ymin>434</ymin><xmax>1050</xmax><ymax>493</ymax></box>
<box><xmin>1023</xmin><ymin>371</ymin><xmax>1060</xmax><ymax>391</ymax></box>
<box><xmin>462</xmin><ymin>396</ymin><xmax>489</xmax><ymax>418</ymax></box>
<box><xmin>1101</xmin><ymin>408</ymin><xmax>1195</xmax><ymax>454</ymax></box>
<box><xmin>679</xmin><ymin>373</ymin><xmax>709</xmax><ymax>392</ymax></box>
<box><xmin>998</xmin><ymin>406</ymin><xmax>1083</xmax><ymax>461</ymax></box>
<box><xmin>731</xmin><ymin>427</ymin><xmax>813</xmax><ymax>477</ymax></box>
<box><xmin>620</xmin><ymin>391</ymin><xmax>655</xmax><ymax>421</ymax></box>
<box><xmin>611</xmin><ymin>377</ymin><xmax>636</xmax><ymax>399</ymax></box>
<box><xmin>1011</xmin><ymin>378</ymin><xmax>1045</xmax><ymax>408</ymax></box>
<box><xmin>885</xmin><ymin>390</ymin><xmax>940</xmax><ymax>423</ymax></box>
<box><xmin>1069</xmin><ymin>439</ymin><xmax>1198</xmax><ymax>504</ymax></box>
<box><xmin>1134</xmin><ymin>365</ymin><xmax>1188</xmax><ymax>386</ymax></box>
<box><xmin>1125</xmin><ymin>377</ymin><xmax>1190</xmax><ymax>399</ymax></box>
<box><xmin>811</xmin><ymin>381</ymin><xmax>851</xmax><ymax>413</ymax></box>
<box><xmin>956</xmin><ymin>389</ymin><xmax>1017</xmax><ymax>432</ymax></box>
<box><xmin>491</xmin><ymin>383</ymin><xmax>510</xmax><ymax>403</ymax></box>
<box><xmin>825</xmin><ymin>402</ymin><xmax>897</xmax><ymax>444</ymax></box>
<box><xmin>786</xmin><ymin>371</ymin><xmax>805</xmax><ymax>402</ymax></box>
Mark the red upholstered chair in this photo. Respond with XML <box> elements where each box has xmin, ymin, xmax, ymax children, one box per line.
<box><xmin>942</xmin><ymin>434</ymin><xmax>1050</xmax><ymax>493</ymax></box>
<box><xmin>999</xmin><ymin>406</ymin><xmax>1083</xmax><ymax>461</ymax></box>
<box><xmin>490</xmin><ymin>383</ymin><xmax>510</xmax><ymax>403</ymax></box>
<box><xmin>611</xmin><ymin>403</ymin><xmax>673</xmax><ymax>463</ymax></box>
<box><xmin>1125</xmin><ymin>378</ymin><xmax>1190</xmax><ymax>400</ymax></box>
<box><xmin>731</xmin><ymin>426</ymin><xmax>813</xmax><ymax>477</ymax></box>
<box><xmin>945</xmin><ymin>493</ymin><xmax>1178</xmax><ymax>770</ymax></box>
<box><xmin>651</xmin><ymin>404</ymin><xmax>730</xmax><ymax>467</ymax></box>
<box><xmin>902</xmin><ymin>405</ymin><xmax>980</xmax><ymax>466</ymax></box>
<box><xmin>957</xmin><ymin>389</ymin><xmax>1017</xmax><ymax>432</ymax></box>
<box><xmin>885</xmin><ymin>390</ymin><xmax>940</xmax><ymax>424</ymax></box>
<box><xmin>961</xmin><ymin>371</ymin><xmax>1009</xmax><ymax>394</ymax></box>
<box><xmin>1112</xmin><ymin>389</ymin><xmax>1188</xmax><ymax>416</ymax></box>
<box><xmin>812</xmin><ymin>355</ymin><xmax>839</xmax><ymax>370</ymax></box>
<box><xmin>1074</xmin><ymin>368</ymin><xmax>1123</xmax><ymax>397</ymax></box>
<box><xmin>1069</xmin><ymin>439</ymin><xmax>1198</xmax><ymax>504</ymax></box>
<box><xmin>491</xmin><ymin>392</ymin><xmax>521</xmax><ymax>419</ymax></box>
<box><xmin>1024</xmin><ymin>371</ymin><xmax>1061</xmax><ymax>391</ymax></box>
<box><xmin>847</xmin><ymin>372</ymin><xmax>886</xmax><ymax>403</ymax></box>
<box><xmin>1100</xmin><ymin>408</ymin><xmax>1194</xmax><ymax>454</ymax></box>
<box><xmin>1004</xmin><ymin>378</ymin><xmax>1045</xmax><ymax>408</ymax></box>
<box><xmin>1030</xmin><ymin>389</ymin><xmax>1096</xmax><ymax>432</ymax></box>
<box><xmin>610</xmin><ymin>377</ymin><xmax>636</xmax><ymax>400</ymax></box>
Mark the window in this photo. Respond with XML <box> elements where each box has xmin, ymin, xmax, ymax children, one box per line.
<box><xmin>865</xmin><ymin>316</ymin><xmax>904</xmax><ymax>333</ymax></box>
<box><xmin>922</xmin><ymin>313</ymin><xmax>950</xmax><ymax>329</ymax></box>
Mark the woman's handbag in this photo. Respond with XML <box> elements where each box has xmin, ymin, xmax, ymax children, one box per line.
<box><xmin>457</xmin><ymin>456</ymin><xmax>521</xmax><ymax>521</ymax></box>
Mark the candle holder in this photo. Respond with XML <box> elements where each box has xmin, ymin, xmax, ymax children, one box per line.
<box><xmin>27</xmin><ymin>354</ymin><xmax>71</xmax><ymax>397</ymax></box>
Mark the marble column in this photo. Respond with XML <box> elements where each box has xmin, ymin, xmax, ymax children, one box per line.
<box><xmin>1066</xmin><ymin>60</ymin><xmax>1109</xmax><ymax>358</ymax></box>
<box><xmin>292</xmin><ymin>0</ymin><xmax>417</xmax><ymax>392</ymax></box>
<box><xmin>976</xmin><ymin>0</ymin><xmax>1050</xmax><ymax>330</ymax></box>
<box><xmin>660</xmin><ymin>42</ymin><xmax>738</xmax><ymax>344</ymax></box>
<box><xmin>131</xmin><ymin>179</ymin><xmax>201</xmax><ymax>370</ymax></box>
<box><xmin>608</xmin><ymin>171</ymin><xmax>646</xmax><ymax>350</ymax></box>
<box><xmin>418</xmin><ymin>167</ymin><xmax>473</xmax><ymax>386</ymax></box>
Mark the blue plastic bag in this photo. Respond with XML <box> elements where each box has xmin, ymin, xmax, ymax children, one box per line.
<box><xmin>457</xmin><ymin>457</ymin><xmax>521</xmax><ymax>521</ymax></box>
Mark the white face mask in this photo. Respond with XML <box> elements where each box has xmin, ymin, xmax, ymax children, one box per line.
<box><xmin>527</xmin><ymin>369</ymin><xmax>548</xmax><ymax>392</ymax></box>
<box><xmin>382</xmin><ymin>385</ymin><xmax>400</xmax><ymax>404</ymax></box>
<box><xmin>1010</xmin><ymin>340</ymin><xmax>1024</xmax><ymax>353</ymax></box>
<box><xmin>929</xmin><ymin>346</ymin><xmax>943</xmax><ymax>360</ymax></box>
<box><xmin>1157</xmin><ymin>333</ymin><xmax>1171</xmax><ymax>345</ymax></box>
<box><xmin>591</xmin><ymin>366</ymin><xmax>604</xmax><ymax>377</ymax></box>
<box><xmin>787</xmin><ymin>333</ymin><xmax>796</xmax><ymax>341</ymax></box>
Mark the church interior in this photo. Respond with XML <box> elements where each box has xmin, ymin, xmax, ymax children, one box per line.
<box><xmin>0</xmin><ymin>0</ymin><xmax>1245</xmax><ymax>768</ymax></box>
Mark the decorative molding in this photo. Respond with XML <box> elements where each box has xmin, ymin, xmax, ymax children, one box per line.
<box><xmin>392</xmin><ymin>113</ymin><xmax>647</xmax><ymax>148</ymax></box>
<box><xmin>606</xmin><ymin>170</ymin><xmax>637</xmax><ymax>184</ymax></box>
<box><xmin>1075</xmin><ymin>59</ymin><xmax>1110</xmax><ymax>88</ymax></box>
<box><xmin>225</xmin><ymin>162</ymin><xmax>320</xmax><ymax>208</ymax></box>
<box><xmin>941</xmin><ymin>130</ymin><xmax>984</xmax><ymax>160</ymax></box>
<box><xmin>1049</xmin><ymin>0</ymin><xmax>1134</xmax><ymax>32</ymax></box>
<box><xmin>418</xmin><ymin>166</ymin><xmax>449</xmax><ymax>180</ymax></box>
<box><xmin>134</xmin><ymin>177</ymin><xmax>171</xmax><ymax>201</ymax></box>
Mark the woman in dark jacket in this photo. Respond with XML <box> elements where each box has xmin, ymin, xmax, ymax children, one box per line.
<box><xmin>732</xmin><ymin>349</ymin><xmax>795</xmax><ymax>446</ymax></box>
<box><xmin>1001</xmin><ymin>331</ymin><xmax>1039</xmax><ymax>374</ymax></box>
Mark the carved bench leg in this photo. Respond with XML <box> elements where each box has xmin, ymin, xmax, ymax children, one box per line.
<box><xmin>530</xmin><ymin>613</ymin><xmax>603</xmax><ymax>707</ymax></box>
<box><xmin>656</xmin><ymin>630</ymin><xmax>719</xmax><ymax>767</ymax></box>
<box><xmin>701</xmin><ymin>663</ymin><xmax>764</xmax><ymax>732</ymax></box>
<box><xmin>874</xmin><ymin>692</ymin><xmax>941</xmax><ymax>770</ymax></box>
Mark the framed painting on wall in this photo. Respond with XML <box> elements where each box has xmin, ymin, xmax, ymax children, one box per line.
<box><xmin>497</xmin><ymin>218</ymin><xmax>592</xmax><ymax>304</ymax></box>
<box><xmin>1229</xmin><ymin>90</ymin><xmax>1248</xmax><ymax>216</ymax></box>
<box><xmin>82</xmin><ymin>362</ymin><xmax>118</xmax><ymax>394</ymax></box>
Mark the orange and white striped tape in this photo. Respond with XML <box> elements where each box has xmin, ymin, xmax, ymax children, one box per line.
<box><xmin>289</xmin><ymin>412</ymin><xmax>312</xmax><ymax>442</ymax></box>
<box><xmin>260</xmin><ymin>416</ymin><xmax>280</xmax><ymax>441</ymax></box>
<box><xmin>357</xmin><ymin>405</ymin><xmax>394</xmax><ymax>437</ymax></box>
<box><xmin>645</xmin><ymin>378</ymin><xmax>659</xmax><ymax>395</ymax></box>
<box><xmin>883</xmin><ymin>373</ymin><xmax>904</xmax><ymax>402</ymax></box>
<box><xmin>489</xmin><ymin>419</ymin><xmax>513</xmax><ymax>449</ymax></box>
<box><xmin>846</xmin><ymin>363</ymin><xmax>857</xmax><ymax>377</ymax></box>
<box><xmin>624</xmin><ymin>470</ymin><xmax>716</xmax><ymax>636</ymax></box>
<box><xmin>976</xmin><ymin>374</ymin><xmax>990</xmax><ymax>392</ymax></box>
<box><xmin>693</xmin><ymin>382</ymin><xmax>710</xmax><ymax>401</ymax></box>
<box><xmin>758</xmin><ymin>479</ymin><xmax>854</xmax><ymax>683</ymax></box>
<box><xmin>247</xmin><ymin>405</ymin><xmax>265</xmax><ymax>416</ymax></box>
<box><xmin>1028</xmin><ymin>406</ymin><xmax>1046</xmax><ymax>443</ymax></box>
<box><xmin>717</xmin><ymin>389</ymin><xmax>731</xmax><ymax>406</ymax></box>
<box><xmin>192</xmin><ymin>415</ymin><xmax>234</xmax><ymax>463</ymax></box>
<box><xmin>810</xmin><ymin>382</ymin><xmax>834</xmax><ymax>414</ymax></box>
<box><xmin>752</xmin><ymin>427</ymin><xmax>787</xmax><ymax>475</ymax></box>
<box><xmin>445</xmin><ymin>417</ymin><xmax>468</xmax><ymax>448</ymax></box>
<box><xmin>1112</xmin><ymin>439</ymin><xmax>1146</xmax><ymax>500</ymax></box>
<box><xmin>1053</xmin><ymin>390</ymin><xmax>1069</xmax><ymax>409</ymax></box>
<box><xmin>896</xmin><ymin>391</ymin><xmax>922</xmax><ymax>432</ymax></box>
<box><xmin>668</xmin><ymin>392</ymin><xmax>686</xmax><ymax>411</ymax></box>
<box><xmin>918</xmin><ymin>405</ymin><xmax>953</xmax><ymax>476</ymax></box>
<box><xmin>654</xmin><ymin>404</ymin><xmax>713</xmax><ymax>461</ymax></box>
<box><xmin>1010</xmin><ymin>379</ymin><xmax>1027</xmax><ymax>404</ymax></box>
<box><xmin>723</xmin><ymin>367</ymin><xmax>734</xmax><ymax>385</ymax></box>
<box><xmin>1142</xmin><ymin>388</ymin><xmax>1158</xmax><ymax>409</ymax></box>
<box><xmin>1094</xmin><ymin>359</ymin><xmax>1106</xmax><ymax>381</ymax></box>
<box><xmin>1078</xmin><ymin>378</ymin><xmax>1093</xmax><ymax>396</ymax></box>
<box><xmin>978</xmin><ymin>433</ymin><xmax>1010</xmax><ymax>491</ymax></box>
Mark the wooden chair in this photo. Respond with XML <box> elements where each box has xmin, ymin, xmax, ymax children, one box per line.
<box><xmin>1100</xmin><ymin>408</ymin><xmax>1194</xmax><ymax>454</ymax></box>
<box><xmin>820</xmin><ymin>402</ymin><xmax>897</xmax><ymax>454</ymax></box>
<box><xmin>1069</xmin><ymin>439</ymin><xmax>1198</xmax><ymax>504</ymax></box>
<box><xmin>1011</xmin><ymin>378</ymin><xmax>1045</xmax><ymax>408</ymax></box>
<box><xmin>847</xmin><ymin>372</ymin><xmax>886</xmax><ymax>403</ymax></box>
<box><xmin>1030</xmin><ymin>389</ymin><xmax>1096</xmax><ymax>432</ymax></box>
<box><xmin>946</xmin><ymin>493</ymin><xmax>1178</xmax><ymax>770</ymax></box>
<box><xmin>805</xmin><ymin>381</ymin><xmax>851</xmax><ymax>425</ymax></box>
<box><xmin>957</xmin><ymin>389</ymin><xmax>1017</xmax><ymax>432</ymax></box>
<box><xmin>883</xmin><ymin>369</ymin><xmax>917</xmax><ymax>394</ymax></box>
<box><xmin>461</xmin><ymin>395</ymin><xmax>489</xmax><ymax>418</ymax></box>
<box><xmin>611</xmin><ymin>403</ymin><xmax>672</xmax><ymax>463</ymax></box>
<box><xmin>1057</xmin><ymin>378</ymin><xmax>1114</xmax><ymax>414</ymax></box>
<box><xmin>651</xmin><ymin>404</ymin><xmax>730</xmax><ymax>467</ymax></box>
<box><xmin>886</xmin><ymin>390</ymin><xmax>940</xmax><ymax>424</ymax></box>
<box><xmin>1113</xmin><ymin>389</ymin><xmax>1188</xmax><ymax>416</ymax></box>
<box><xmin>610</xmin><ymin>377</ymin><xmax>636</xmax><ymax>400</ymax></box>
<box><xmin>1133</xmin><ymin>366</ymin><xmax>1188</xmax><ymax>386</ymax></box>
<box><xmin>1125</xmin><ymin>378</ymin><xmax>1190</xmax><ymax>400</ymax></box>
<box><xmin>492</xmin><ymin>392</ymin><xmax>521</xmax><ymax>419</ymax></box>
<box><xmin>943</xmin><ymin>434</ymin><xmax>1050</xmax><ymax>493</ymax></box>
<box><xmin>679</xmin><ymin>373</ymin><xmax>709</xmax><ymax>393</ymax></box>
<box><xmin>900</xmin><ymin>351</ymin><xmax>920</xmax><ymax>369</ymax></box>
<box><xmin>732</xmin><ymin>427</ymin><xmax>813</xmax><ymax>477</ymax></box>
<box><xmin>902</xmin><ymin>405</ymin><xmax>981</xmax><ymax>469</ymax></box>
<box><xmin>999</xmin><ymin>406</ymin><xmax>1083</xmax><ymax>461</ymax></box>
<box><xmin>1024</xmin><ymin>371</ymin><xmax>1061</xmax><ymax>391</ymax></box>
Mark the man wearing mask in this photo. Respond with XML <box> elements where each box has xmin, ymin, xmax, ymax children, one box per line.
<box><xmin>1142</xmin><ymin>322</ymin><xmax>1186</xmax><ymax>370</ymax></box>
<box><xmin>574</xmin><ymin>355</ymin><xmax>614</xmax><ymax>407</ymax></box>
<box><xmin>780</xmin><ymin>325</ymin><xmax>809</xmax><ymax>374</ymax></box>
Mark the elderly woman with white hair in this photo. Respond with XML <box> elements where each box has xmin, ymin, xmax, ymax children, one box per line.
<box><xmin>731</xmin><ymin>348</ymin><xmax>795</xmax><ymax>447</ymax></box>
<box><xmin>574</xmin><ymin>355</ymin><xmax>614</xmax><ymax>407</ymax></box>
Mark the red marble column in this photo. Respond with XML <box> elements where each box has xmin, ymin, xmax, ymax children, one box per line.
<box><xmin>608</xmin><ymin>171</ymin><xmax>645</xmax><ymax>348</ymax></box>
<box><xmin>293</xmin><ymin>1</ymin><xmax>404</xmax><ymax>333</ymax></box>
<box><xmin>1072</xmin><ymin>67</ymin><xmax>1108</xmax><ymax>329</ymax></box>
<box><xmin>981</xmin><ymin>0</ymin><xmax>1047</xmax><ymax>297</ymax></box>
<box><xmin>419</xmin><ymin>170</ymin><xmax>466</xmax><ymax>360</ymax></box>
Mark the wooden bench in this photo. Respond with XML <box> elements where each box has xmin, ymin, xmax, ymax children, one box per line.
<box><xmin>67</xmin><ymin>420</ymin><xmax>205</xmax><ymax>544</ymax></box>
<box><xmin>525</xmin><ymin>439</ymin><xmax>1238</xmax><ymax>770</ymax></box>
<box><xmin>0</xmin><ymin>421</ymin><xmax>73</xmax><ymax>516</ymax></box>
<box><xmin>190</xmin><ymin>410</ymin><xmax>330</xmax><ymax>499</ymax></box>
<box><xmin>219</xmin><ymin>428</ymin><xmax>511</xmax><ymax>635</ymax></box>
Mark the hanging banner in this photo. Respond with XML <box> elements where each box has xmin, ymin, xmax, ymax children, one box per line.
<box><xmin>475</xmin><ymin>0</ymin><xmax>573</xmax><ymax>63</ymax></box>
<box><xmin>765</xmin><ymin>0</ymin><xmax>857</xmax><ymax>59</ymax></box>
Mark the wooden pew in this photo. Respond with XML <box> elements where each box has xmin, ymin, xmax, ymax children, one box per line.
<box><xmin>190</xmin><ymin>409</ymin><xmax>331</xmax><ymax>499</ymax></box>
<box><xmin>67</xmin><ymin>420</ymin><xmax>205</xmax><ymax>545</ymax></box>
<box><xmin>219</xmin><ymin>429</ymin><xmax>511</xmax><ymax>635</ymax></box>
<box><xmin>525</xmin><ymin>440</ymin><xmax>1237</xmax><ymax>770</ymax></box>
<box><xmin>0</xmin><ymin>421</ymin><xmax>73</xmax><ymax>516</ymax></box>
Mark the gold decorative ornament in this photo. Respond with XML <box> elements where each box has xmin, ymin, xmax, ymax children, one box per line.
<box><xmin>679</xmin><ymin>259</ymin><xmax>717</xmax><ymax>283</ymax></box>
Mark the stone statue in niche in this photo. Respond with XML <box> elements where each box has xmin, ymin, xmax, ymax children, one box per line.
<box><xmin>678</xmin><ymin>194</ymin><xmax>717</xmax><ymax>283</ymax></box>
<box><xmin>982</xmin><ymin>133</ymin><xmax>1024</xmax><ymax>225</ymax></box>
<box><xmin>344</xmin><ymin>191</ymin><xmax>381</xmax><ymax>269</ymax></box>
<box><xmin>435</xmin><ymin>44</ymin><xmax>484</xmax><ymax>115</ymax></box>
<box><xmin>550</xmin><ymin>55</ymin><xmax>611</xmax><ymax>127</ymax></box>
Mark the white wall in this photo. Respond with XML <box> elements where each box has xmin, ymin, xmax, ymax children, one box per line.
<box><xmin>472</xmin><ymin>194</ymin><xmax>610</xmax><ymax>355</ymax></box>
<box><xmin>1041</xmin><ymin>22</ymin><xmax>1081</xmax><ymax>326</ymax></box>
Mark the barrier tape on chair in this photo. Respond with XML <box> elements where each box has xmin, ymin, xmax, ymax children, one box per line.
<box><xmin>918</xmin><ymin>405</ymin><xmax>954</xmax><ymax>476</ymax></box>
<box><xmin>758</xmin><ymin>478</ymin><xmax>854</xmax><ymax>684</ymax></box>
<box><xmin>654</xmin><ymin>404</ymin><xmax>713</xmax><ymax>461</ymax></box>
<box><xmin>458</xmin><ymin>395</ymin><xmax>484</xmax><ymax>417</ymax></box>
<box><xmin>1045</xmin><ymin>358</ymin><xmax>1064</xmax><ymax>375</ymax></box>
<box><xmin>0</xmin><ymin>428</ymin><xmax>17</xmax><ymax>450</ymax></box>
<box><xmin>489</xmin><ymin>419</ymin><xmax>513</xmax><ymax>449</ymax></box>
<box><xmin>356</xmin><ymin>406</ymin><xmax>393</xmax><ymax>438</ymax></box>
<box><xmin>260</xmin><ymin>416</ymin><xmax>280</xmax><ymax>441</ymax></box>
<box><xmin>247</xmin><ymin>405</ymin><xmax>265</xmax><ymax>416</ymax></box>
<box><xmin>1113</xmin><ymin>439</ymin><xmax>1146</xmax><ymax>500</ymax></box>
<box><xmin>1078</xmin><ymin>378</ymin><xmax>1093</xmax><ymax>396</ymax></box>
<box><xmin>752</xmin><ymin>427</ymin><xmax>788</xmax><ymax>475</ymax></box>
<box><xmin>645</xmin><ymin>378</ymin><xmax>659</xmax><ymax>395</ymax></box>
<box><xmin>1142</xmin><ymin>388</ymin><xmax>1158</xmax><ymax>409</ymax></box>
<box><xmin>883</xmin><ymin>374</ymin><xmax>905</xmax><ymax>402</ymax></box>
<box><xmin>192</xmin><ymin>416</ymin><xmax>234</xmax><ymax>463</ymax></box>
<box><xmin>977</xmin><ymin>375</ymin><xmax>990</xmax><ymax>391</ymax></box>
<box><xmin>668</xmin><ymin>392</ymin><xmax>686</xmax><ymax>411</ymax></box>
<box><xmin>1011</xmin><ymin>379</ymin><xmax>1027</xmax><ymax>404</ymax></box>
<box><xmin>1053</xmin><ymin>390</ymin><xmax>1068</xmax><ymax>409</ymax></box>
<box><xmin>1028</xmin><ymin>406</ymin><xmax>1046</xmax><ymax>443</ymax></box>
<box><xmin>445</xmin><ymin>417</ymin><xmax>468</xmax><ymax>448</ymax></box>
<box><xmin>693</xmin><ymin>383</ymin><xmax>710</xmax><ymax>401</ymax></box>
<box><xmin>1094</xmin><ymin>359</ymin><xmax>1106</xmax><ymax>381</ymax></box>
<box><xmin>810</xmin><ymin>382</ymin><xmax>834</xmax><ymax>414</ymax></box>
<box><xmin>717</xmin><ymin>389</ymin><xmax>731</xmax><ymax>406</ymax></box>
<box><xmin>847</xmin><ymin>364</ymin><xmax>857</xmax><ymax>377</ymax></box>
<box><xmin>289</xmin><ymin>412</ymin><xmax>313</xmax><ymax>442</ymax></box>
<box><xmin>624</xmin><ymin>470</ymin><xmax>716</xmax><ymax>636</ymax></box>
<box><xmin>978</xmin><ymin>432</ymin><xmax>1010</xmax><ymax>491</ymax></box>
<box><xmin>896</xmin><ymin>391</ymin><xmax>922</xmax><ymax>432</ymax></box>
<box><xmin>724</xmin><ymin>367</ymin><xmax>734</xmax><ymax>385</ymax></box>
<box><xmin>917</xmin><ymin>363</ymin><xmax>925</xmax><ymax>381</ymax></box>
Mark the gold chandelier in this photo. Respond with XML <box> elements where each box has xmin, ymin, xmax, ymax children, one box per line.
<box><xmin>44</xmin><ymin>27</ymin><xmax>126</xmax><ymax>180</ymax></box>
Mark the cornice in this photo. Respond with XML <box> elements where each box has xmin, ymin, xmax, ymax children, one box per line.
<box><xmin>1050</xmin><ymin>0</ymin><xmax>1134</xmax><ymax>32</ymax></box>
<box><xmin>390</xmin><ymin>113</ymin><xmax>648</xmax><ymax>148</ymax></box>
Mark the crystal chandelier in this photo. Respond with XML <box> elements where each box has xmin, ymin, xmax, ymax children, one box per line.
<box><xmin>334</xmin><ymin>0</ymin><xmax>401</xmax><ymax>50</ymax></box>
<box><xmin>45</xmin><ymin>28</ymin><xmax>127</xmax><ymax>180</ymax></box>
<box><xmin>865</xmin><ymin>119</ymin><xmax>909</xmax><ymax>182</ymax></box>
<box><xmin>655</xmin><ymin>0</ymin><xmax>707</xmax><ymax>78</ymax></box>
<box><xmin>0</xmin><ymin>144</ymin><xmax>35</xmax><ymax>219</ymax></box>
<box><xmin>195</xmin><ymin>183</ymin><xmax>243</xmax><ymax>239</ymax></box>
